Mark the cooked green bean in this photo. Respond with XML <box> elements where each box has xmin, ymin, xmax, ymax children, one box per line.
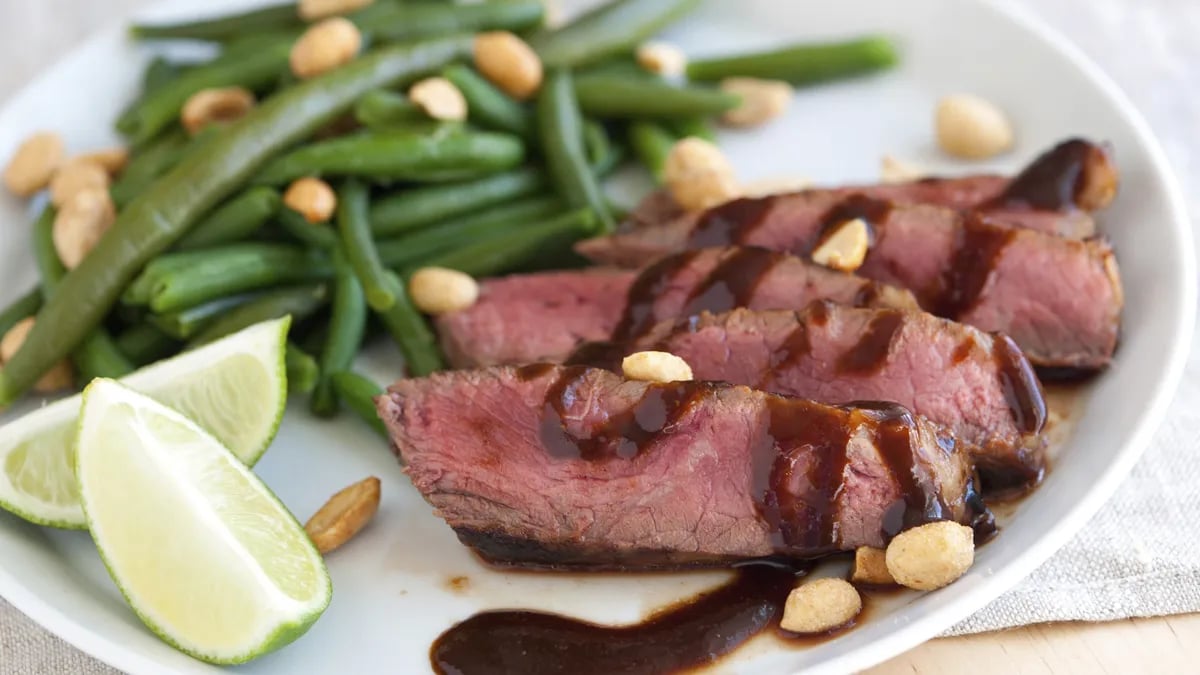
<box><xmin>189</xmin><ymin>283</ymin><xmax>329</xmax><ymax>347</ymax></box>
<box><xmin>414</xmin><ymin>208</ymin><xmax>599</xmax><ymax>278</ymax></box>
<box><xmin>376</xmin><ymin>195</ymin><xmax>564</xmax><ymax>268</ymax></box>
<box><xmin>113</xmin><ymin>322</ymin><xmax>178</xmax><ymax>366</ymax></box>
<box><xmin>256</xmin><ymin>127</ymin><xmax>525</xmax><ymax>184</ymax></box>
<box><xmin>73</xmin><ymin>332</ymin><xmax>136</xmax><ymax>382</ymax></box>
<box><xmin>128</xmin><ymin>244</ymin><xmax>333</xmax><ymax>313</ymax></box>
<box><xmin>0</xmin><ymin>37</ymin><xmax>471</xmax><ymax>405</ymax></box>
<box><xmin>278</xmin><ymin>207</ymin><xmax>340</xmax><ymax>250</ymax></box>
<box><xmin>628</xmin><ymin>120</ymin><xmax>676</xmax><ymax>182</ymax></box>
<box><xmin>354</xmin><ymin>89</ymin><xmax>427</xmax><ymax>129</ymax></box>
<box><xmin>336</xmin><ymin>179</ymin><xmax>394</xmax><ymax>310</ymax></box>
<box><xmin>142</xmin><ymin>56</ymin><xmax>180</xmax><ymax>94</ymax></box>
<box><xmin>312</xmin><ymin>249</ymin><xmax>367</xmax><ymax>416</ymax></box>
<box><xmin>109</xmin><ymin>128</ymin><xmax>190</xmax><ymax>206</ymax></box>
<box><xmin>175</xmin><ymin>186</ymin><xmax>282</xmax><ymax>250</ymax></box>
<box><xmin>537</xmin><ymin>69</ymin><xmax>614</xmax><ymax>232</ymax></box>
<box><xmin>529</xmin><ymin>0</ymin><xmax>702</xmax><ymax>68</ymax></box>
<box><xmin>441</xmin><ymin>64</ymin><xmax>534</xmax><ymax>138</ymax></box>
<box><xmin>686</xmin><ymin>36</ymin><xmax>899</xmax><ymax>84</ymax></box>
<box><xmin>669</xmin><ymin>116</ymin><xmax>716</xmax><ymax>142</ymax></box>
<box><xmin>0</xmin><ymin>288</ymin><xmax>43</xmax><ymax>339</ymax></box>
<box><xmin>131</xmin><ymin>3</ymin><xmax>301</xmax><ymax>42</ymax></box>
<box><xmin>573</xmin><ymin>74</ymin><xmax>740</xmax><ymax>119</ymax></box>
<box><xmin>370</xmin><ymin>167</ymin><xmax>545</xmax><ymax>236</ymax></box>
<box><xmin>149</xmin><ymin>293</ymin><xmax>258</xmax><ymax>339</ymax></box>
<box><xmin>368</xmin><ymin>1</ymin><xmax>544</xmax><ymax>43</ymax></box>
<box><xmin>286</xmin><ymin>342</ymin><xmax>320</xmax><ymax>394</ymax></box>
<box><xmin>330</xmin><ymin>371</ymin><xmax>388</xmax><ymax>436</ymax></box>
<box><xmin>583</xmin><ymin>119</ymin><xmax>624</xmax><ymax>176</ymax></box>
<box><xmin>375</xmin><ymin>271</ymin><xmax>443</xmax><ymax>376</ymax></box>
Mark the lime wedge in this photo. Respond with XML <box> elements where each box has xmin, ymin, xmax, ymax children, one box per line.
<box><xmin>76</xmin><ymin>378</ymin><xmax>330</xmax><ymax>664</ymax></box>
<box><xmin>0</xmin><ymin>318</ymin><xmax>290</xmax><ymax>529</ymax></box>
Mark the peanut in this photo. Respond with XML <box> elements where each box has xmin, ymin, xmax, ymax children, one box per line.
<box><xmin>409</xmin><ymin>77</ymin><xmax>468</xmax><ymax>122</ymax></box>
<box><xmin>305</xmin><ymin>477</ymin><xmax>381</xmax><ymax>554</ymax></box>
<box><xmin>880</xmin><ymin>154</ymin><xmax>925</xmax><ymax>183</ymax></box>
<box><xmin>0</xmin><ymin>318</ymin><xmax>74</xmax><ymax>393</ymax></box>
<box><xmin>298</xmin><ymin>0</ymin><xmax>374</xmax><ymax>21</ymax></box>
<box><xmin>739</xmin><ymin>175</ymin><xmax>811</xmax><ymax>198</ymax></box>
<box><xmin>780</xmin><ymin>578</ymin><xmax>862</xmax><ymax>634</ymax></box>
<box><xmin>53</xmin><ymin>188</ymin><xmax>116</xmax><ymax>269</ymax></box>
<box><xmin>181</xmin><ymin>87</ymin><xmax>255</xmax><ymax>135</ymax></box>
<box><xmin>410</xmin><ymin>266</ymin><xmax>480</xmax><ymax>315</ymax></box>
<box><xmin>49</xmin><ymin>158</ymin><xmax>108</xmax><ymax>207</ymax></box>
<box><xmin>542</xmin><ymin>0</ymin><xmax>567</xmax><ymax>29</ymax></box>
<box><xmin>473</xmin><ymin>31</ymin><xmax>543</xmax><ymax>100</ymax></box>
<box><xmin>283</xmin><ymin>177</ymin><xmax>337</xmax><ymax>223</ymax></box>
<box><xmin>290</xmin><ymin>17</ymin><xmax>362</xmax><ymax>79</ymax></box>
<box><xmin>935</xmin><ymin>94</ymin><xmax>1014</xmax><ymax>160</ymax></box>
<box><xmin>720</xmin><ymin>77</ymin><xmax>793</xmax><ymax>128</ymax></box>
<box><xmin>811</xmin><ymin>218</ymin><xmax>870</xmax><ymax>272</ymax></box>
<box><xmin>636</xmin><ymin>41</ymin><xmax>687</xmax><ymax>77</ymax></box>
<box><xmin>77</xmin><ymin>147</ymin><xmax>130</xmax><ymax>177</ymax></box>
<box><xmin>621</xmin><ymin>351</ymin><xmax>693</xmax><ymax>383</ymax></box>
<box><xmin>663</xmin><ymin>137</ymin><xmax>739</xmax><ymax>212</ymax></box>
<box><xmin>3</xmin><ymin>131</ymin><xmax>64</xmax><ymax>197</ymax></box>
<box><xmin>850</xmin><ymin>547</ymin><xmax>895</xmax><ymax>585</ymax></box>
<box><xmin>885</xmin><ymin>521</ymin><xmax>975</xmax><ymax>591</ymax></box>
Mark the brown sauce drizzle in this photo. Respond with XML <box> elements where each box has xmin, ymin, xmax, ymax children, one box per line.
<box><xmin>688</xmin><ymin>197</ymin><xmax>776</xmax><ymax>248</ymax></box>
<box><xmin>952</xmin><ymin>337</ymin><xmax>977</xmax><ymax>365</ymax></box>
<box><xmin>857</xmin><ymin>402</ymin><xmax>951</xmax><ymax>538</ymax></box>
<box><xmin>811</xmin><ymin>194</ymin><xmax>892</xmax><ymax>253</ymax></box>
<box><xmin>931</xmin><ymin>214</ymin><xmax>1016</xmax><ymax>319</ymax></box>
<box><xmin>835</xmin><ymin>311</ymin><xmax>904</xmax><ymax>375</ymax></box>
<box><xmin>677</xmin><ymin>248</ymin><xmax>784</xmax><ymax>319</ymax></box>
<box><xmin>985</xmin><ymin>138</ymin><xmax>1093</xmax><ymax>211</ymax></box>
<box><xmin>612</xmin><ymin>251</ymin><xmax>701</xmax><ymax>341</ymax></box>
<box><xmin>992</xmin><ymin>334</ymin><xmax>1048</xmax><ymax>434</ymax></box>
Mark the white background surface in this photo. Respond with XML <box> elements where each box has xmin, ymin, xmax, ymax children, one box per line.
<box><xmin>1</xmin><ymin>0</ymin><xmax>1198</xmax><ymax>673</ymax></box>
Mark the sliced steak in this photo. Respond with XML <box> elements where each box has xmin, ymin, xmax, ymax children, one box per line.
<box><xmin>577</xmin><ymin>197</ymin><xmax>1122</xmax><ymax>370</ymax></box>
<box><xmin>436</xmin><ymin>246</ymin><xmax>918</xmax><ymax>368</ymax></box>
<box><xmin>568</xmin><ymin>304</ymin><xmax>1046</xmax><ymax>488</ymax></box>
<box><xmin>380</xmin><ymin>365</ymin><xmax>991</xmax><ymax>570</ymax></box>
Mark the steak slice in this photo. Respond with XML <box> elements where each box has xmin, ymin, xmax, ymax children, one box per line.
<box><xmin>380</xmin><ymin>365</ymin><xmax>991</xmax><ymax>570</ymax></box>
<box><xmin>577</xmin><ymin>196</ymin><xmax>1122</xmax><ymax>370</ymax></box>
<box><xmin>436</xmin><ymin>246</ymin><xmax>918</xmax><ymax>368</ymax></box>
<box><xmin>567</xmin><ymin>304</ymin><xmax>1047</xmax><ymax>489</ymax></box>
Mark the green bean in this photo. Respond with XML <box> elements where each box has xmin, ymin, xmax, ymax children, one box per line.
<box><xmin>441</xmin><ymin>64</ymin><xmax>534</xmax><ymax>139</ymax></box>
<box><xmin>529</xmin><ymin>0</ymin><xmax>702</xmax><ymax>68</ymax></box>
<box><xmin>686</xmin><ymin>36</ymin><xmax>899</xmax><ymax>85</ymax></box>
<box><xmin>376</xmin><ymin>195</ymin><xmax>564</xmax><ymax>268</ymax></box>
<box><xmin>175</xmin><ymin>186</ymin><xmax>282</xmax><ymax>250</ymax></box>
<box><xmin>312</xmin><ymin>249</ymin><xmax>367</xmax><ymax>416</ymax></box>
<box><xmin>537</xmin><ymin>69</ymin><xmax>614</xmax><ymax>232</ymax></box>
<box><xmin>628</xmin><ymin>120</ymin><xmax>676</xmax><ymax>182</ymax></box>
<box><xmin>368</xmin><ymin>1</ymin><xmax>544</xmax><ymax>43</ymax></box>
<box><xmin>583</xmin><ymin>119</ymin><xmax>624</xmax><ymax>176</ymax></box>
<box><xmin>573</xmin><ymin>74</ymin><xmax>740</xmax><ymax>119</ymax></box>
<box><xmin>330</xmin><ymin>371</ymin><xmax>388</xmax><ymax>436</ymax></box>
<box><xmin>73</xmin><ymin>332</ymin><xmax>136</xmax><ymax>382</ymax></box>
<box><xmin>0</xmin><ymin>288</ymin><xmax>43</xmax><ymax>339</ymax></box>
<box><xmin>278</xmin><ymin>207</ymin><xmax>340</xmax><ymax>250</ymax></box>
<box><xmin>354</xmin><ymin>89</ymin><xmax>427</xmax><ymax>129</ymax></box>
<box><xmin>255</xmin><ymin>127</ymin><xmax>525</xmax><ymax>184</ymax></box>
<box><xmin>142</xmin><ymin>56</ymin><xmax>180</xmax><ymax>95</ymax></box>
<box><xmin>669</xmin><ymin>116</ymin><xmax>716</xmax><ymax>142</ymax></box>
<box><xmin>0</xmin><ymin>37</ymin><xmax>472</xmax><ymax>406</ymax></box>
<box><xmin>334</xmin><ymin>180</ymin><xmax>393</xmax><ymax>311</ymax></box>
<box><xmin>149</xmin><ymin>293</ymin><xmax>258</xmax><ymax>339</ymax></box>
<box><xmin>109</xmin><ymin>128</ymin><xmax>189</xmax><ymax>206</ymax></box>
<box><xmin>370</xmin><ymin>167</ymin><xmax>545</xmax><ymax>236</ymax></box>
<box><xmin>413</xmin><ymin>208</ymin><xmax>599</xmax><ymax>278</ymax></box>
<box><xmin>286</xmin><ymin>342</ymin><xmax>320</xmax><ymax>394</ymax></box>
<box><xmin>129</xmin><ymin>244</ymin><xmax>333</xmax><ymax>313</ymax></box>
<box><xmin>113</xmin><ymin>322</ymin><xmax>178</xmax><ymax>366</ymax></box>
<box><xmin>375</xmin><ymin>271</ymin><xmax>443</xmax><ymax>376</ymax></box>
<box><xmin>131</xmin><ymin>3</ymin><xmax>301</xmax><ymax>42</ymax></box>
<box><xmin>116</xmin><ymin>37</ymin><xmax>293</xmax><ymax>144</ymax></box>
<box><xmin>189</xmin><ymin>283</ymin><xmax>329</xmax><ymax>347</ymax></box>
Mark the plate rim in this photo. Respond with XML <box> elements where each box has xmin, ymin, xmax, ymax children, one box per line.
<box><xmin>0</xmin><ymin>0</ymin><xmax>1193</xmax><ymax>674</ymax></box>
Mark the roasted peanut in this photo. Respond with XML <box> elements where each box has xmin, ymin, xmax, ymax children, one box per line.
<box><xmin>290</xmin><ymin>17</ymin><xmax>362</xmax><ymax>79</ymax></box>
<box><xmin>935</xmin><ymin>94</ymin><xmax>1014</xmax><ymax>160</ymax></box>
<box><xmin>663</xmin><ymin>137</ymin><xmax>740</xmax><ymax>212</ymax></box>
<box><xmin>781</xmin><ymin>578</ymin><xmax>862</xmax><ymax>634</ymax></box>
<box><xmin>49</xmin><ymin>158</ymin><xmax>109</xmax><ymax>207</ymax></box>
<box><xmin>473</xmin><ymin>31</ymin><xmax>543</xmax><ymax>100</ymax></box>
<box><xmin>298</xmin><ymin>0</ymin><xmax>374</xmax><ymax>21</ymax></box>
<box><xmin>886</xmin><ymin>521</ymin><xmax>975</xmax><ymax>591</ymax></box>
<box><xmin>77</xmin><ymin>147</ymin><xmax>130</xmax><ymax>177</ymax></box>
<box><xmin>181</xmin><ymin>87</ymin><xmax>255</xmax><ymax>135</ymax></box>
<box><xmin>409</xmin><ymin>77</ymin><xmax>468</xmax><ymax>122</ymax></box>
<box><xmin>636</xmin><ymin>41</ymin><xmax>687</xmax><ymax>77</ymax></box>
<box><xmin>739</xmin><ymin>175</ymin><xmax>811</xmax><ymax>198</ymax></box>
<box><xmin>811</xmin><ymin>218</ymin><xmax>870</xmax><ymax>272</ymax></box>
<box><xmin>53</xmin><ymin>188</ymin><xmax>116</xmax><ymax>269</ymax></box>
<box><xmin>621</xmin><ymin>351</ymin><xmax>693</xmax><ymax>383</ymax></box>
<box><xmin>880</xmin><ymin>154</ymin><xmax>925</xmax><ymax>183</ymax></box>
<box><xmin>720</xmin><ymin>77</ymin><xmax>792</xmax><ymax>128</ymax></box>
<box><xmin>283</xmin><ymin>177</ymin><xmax>337</xmax><ymax>223</ymax></box>
<box><xmin>3</xmin><ymin>131</ymin><xmax>64</xmax><ymax>197</ymax></box>
<box><xmin>410</xmin><ymin>266</ymin><xmax>480</xmax><ymax>315</ymax></box>
<box><xmin>0</xmin><ymin>318</ymin><xmax>74</xmax><ymax>393</ymax></box>
<box><xmin>850</xmin><ymin>547</ymin><xmax>895</xmax><ymax>586</ymax></box>
<box><xmin>305</xmin><ymin>476</ymin><xmax>381</xmax><ymax>554</ymax></box>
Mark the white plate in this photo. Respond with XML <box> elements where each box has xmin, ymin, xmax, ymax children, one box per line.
<box><xmin>0</xmin><ymin>0</ymin><xmax>1193</xmax><ymax>673</ymax></box>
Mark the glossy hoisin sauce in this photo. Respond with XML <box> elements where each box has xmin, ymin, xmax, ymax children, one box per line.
<box><xmin>984</xmin><ymin>138</ymin><xmax>1097</xmax><ymax>211</ymax></box>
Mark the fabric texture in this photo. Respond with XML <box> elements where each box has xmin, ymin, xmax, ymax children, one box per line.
<box><xmin>2</xmin><ymin>0</ymin><xmax>1200</xmax><ymax>671</ymax></box>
